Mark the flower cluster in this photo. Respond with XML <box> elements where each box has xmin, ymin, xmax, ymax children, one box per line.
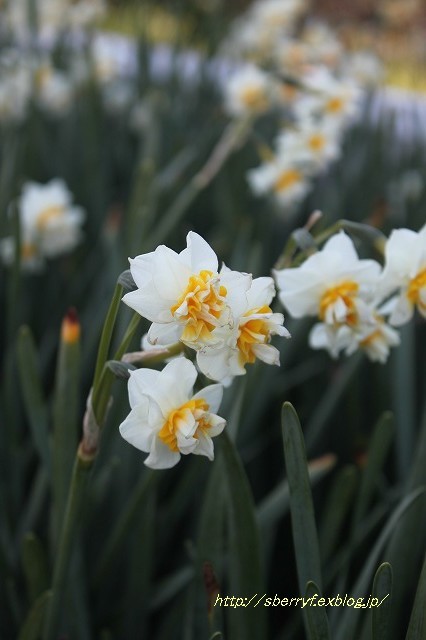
<box><xmin>123</xmin><ymin>231</ymin><xmax>290</xmax><ymax>384</ymax></box>
<box><xmin>118</xmin><ymin>231</ymin><xmax>290</xmax><ymax>468</ymax></box>
<box><xmin>274</xmin><ymin>225</ymin><xmax>426</xmax><ymax>363</ymax></box>
<box><xmin>0</xmin><ymin>179</ymin><xmax>85</xmax><ymax>270</ymax></box>
<box><xmin>221</xmin><ymin>0</ymin><xmax>382</xmax><ymax>211</ymax></box>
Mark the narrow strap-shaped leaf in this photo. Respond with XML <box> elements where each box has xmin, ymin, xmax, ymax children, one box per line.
<box><xmin>319</xmin><ymin>466</ymin><xmax>358</xmax><ymax>564</ymax></box>
<box><xmin>195</xmin><ymin>455</ymin><xmax>226</xmax><ymax>637</ymax></box>
<box><xmin>281</xmin><ymin>402</ymin><xmax>323</xmax><ymax>593</ymax></box>
<box><xmin>372</xmin><ymin>563</ymin><xmax>393</xmax><ymax>640</ymax></box>
<box><xmin>405</xmin><ymin>552</ymin><xmax>426</xmax><ymax>640</ymax></box>
<box><xmin>16</xmin><ymin>326</ymin><xmax>51</xmax><ymax>475</ymax></box>
<box><xmin>335</xmin><ymin>487</ymin><xmax>426</xmax><ymax>640</ymax></box>
<box><xmin>352</xmin><ymin>412</ymin><xmax>394</xmax><ymax>534</ymax></box>
<box><xmin>220</xmin><ymin>430</ymin><xmax>267</xmax><ymax>639</ymax></box>
<box><xmin>18</xmin><ymin>590</ymin><xmax>52</xmax><ymax>640</ymax></box>
<box><xmin>52</xmin><ymin>311</ymin><xmax>81</xmax><ymax>542</ymax></box>
<box><xmin>21</xmin><ymin>533</ymin><xmax>49</xmax><ymax>604</ymax></box>
<box><xmin>304</xmin><ymin>581</ymin><xmax>331</xmax><ymax>640</ymax></box>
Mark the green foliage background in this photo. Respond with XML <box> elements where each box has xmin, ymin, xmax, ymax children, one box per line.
<box><xmin>0</xmin><ymin>4</ymin><xmax>426</xmax><ymax>639</ymax></box>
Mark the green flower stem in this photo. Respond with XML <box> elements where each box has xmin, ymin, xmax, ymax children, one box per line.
<box><xmin>92</xmin><ymin>283</ymin><xmax>123</xmax><ymax>397</ymax></box>
<box><xmin>92</xmin><ymin>312</ymin><xmax>141</xmax><ymax>428</ymax></box>
<box><xmin>147</xmin><ymin>115</ymin><xmax>253</xmax><ymax>249</ymax></box>
<box><xmin>42</xmin><ymin>454</ymin><xmax>92</xmax><ymax>640</ymax></box>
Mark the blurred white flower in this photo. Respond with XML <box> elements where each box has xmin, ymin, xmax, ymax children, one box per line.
<box><xmin>310</xmin><ymin>313</ymin><xmax>400</xmax><ymax>363</ymax></box>
<box><xmin>274</xmin><ymin>232</ymin><xmax>381</xmax><ymax>329</ymax></box>
<box><xmin>247</xmin><ymin>154</ymin><xmax>310</xmax><ymax>207</ymax></box>
<box><xmin>0</xmin><ymin>179</ymin><xmax>85</xmax><ymax>270</ymax></box>
<box><xmin>34</xmin><ymin>62</ymin><xmax>74</xmax><ymax>116</ymax></box>
<box><xmin>197</xmin><ymin>276</ymin><xmax>290</xmax><ymax>383</ymax></box>
<box><xmin>275</xmin><ymin>118</ymin><xmax>342</xmax><ymax>171</ymax></box>
<box><xmin>296</xmin><ymin>67</ymin><xmax>362</xmax><ymax>125</ymax></box>
<box><xmin>343</xmin><ymin>51</ymin><xmax>384</xmax><ymax>88</ymax></box>
<box><xmin>119</xmin><ymin>359</ymin><xmax>226</xmax><ymax>469</ymax></box>
<box><xmin>381</xmin><ymin>224</ymin><xmax>426</xmax><ymax>325</ymax></box>
<box><xmin>223</xmin><ymin>65</ymin><xmax>274</xmax><ymax>117</ymax></box>
<box><xmin>122</xmin><ymin>231</ymin><xmax>251</xmax><ymax>350</ymax></box>
<box><xmin>250</xmin><ymin>0</ymin><xmax>307</xmax><ymax>32</ymax></box>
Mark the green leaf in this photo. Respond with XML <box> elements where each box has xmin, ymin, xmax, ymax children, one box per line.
<box><xmin>372</xmin><ymin>563</ymin><xmax>393</xmax><ymax>640</ymax></box>
<box><xmin>21</xmin><ymin>533</ymin><xmax>49</xmax><ymax>604</ymax></box>
<box><xmin>220</xmin><ymin>430</ymin><xmax>267</xmax><ymax>639</ymax></box>
<box><xmin>405</xmin><ymin>552</ymin><xmax>426</xmax><ymax>640</ymax></box>
<box><xmin>351</xmin><ymin>412</ymin><xmax>394</xmax><ymax>534</ymax></box>
<box><xmin>335</xmin><ymin>487</ymin><xmax>426</xmax><ymax>640</ymax></box>
<box><xmin>319</xmin><ymin>466</ymin><xmax>358</xmax><ymax>564</ymax></box>
<box><xmin>16</xmin><ymin>326</ymin><xmax>51</xmax><ymax>475</ymax></box>
<box><xmin>52</xmin><ymin>312</ymin><xmax>81</xmax><ymax>542</ymax></box>
<box><xmin>304</xmin><ymin>581</ymin><xmax>331</xmax><ymax>640</ymax></box>
<box><xmin>281</xmin><ymin>402</ymin><xmax>322</xmax><ymax>593</ymax></box>
<box><xmin>195</xmin><ymin>455</ymin><xmax>226</xmax><ymax>637</ymax></box>
<box><xmin>18</xmin><ymin>590</ymin><xmax>52</xmax><ymax>640</ymax></box>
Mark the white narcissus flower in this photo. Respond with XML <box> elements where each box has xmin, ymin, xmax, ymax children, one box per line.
<box><xmin>119</xmin><ymin>359</ymin><xmax>226</xmax><ymax>469</ymax></box>
<box><xmin>310</xmin><ymin>314</ymin><xmax>400</xmax><ymax>363</ymax></box>
<box><xmin>223</xmin><ymin>65</ymin><xmax>274</xmax><ymax>117</ymax></box>
<box><xmin>122</xmin><ymin>232</ymin><xmax>251</xmax><ymax>350</ymax></box>
<box><xmin>0</xmin><ymin>179</ymin><xmax>85</xmax><ymax>270</ymax></box>
<box><xmin>295</xmin><ymin>67</ymin><xmax>362</xmax><ymax>125</ymax></box>
<box><xmin>275</xmin><ymin>118</ymin><xmax>342</xmax><ymax>172</ymax></box>
<box><xmin>380</xmin><ymin>224</ymin><xmax>426</xmax><ymax>326</ymax></box>
<box><xmin>197</xmin><ymin>276</ymin><xmax>290</xmax><ymax>383</ymax></box>
<box><xmin>274</xmin><ymin>232</ymin><xmax>381</xmax><ymax>330</ymax></box>
<box><xmin>34</xmin><ymin>63</ymin><xmax>74</xmax><ymax>117</ymax></box>
<box><xmin>247</xmin><ymin>154</ymin><xmax>310</xmax><ymax>208</ymax></box>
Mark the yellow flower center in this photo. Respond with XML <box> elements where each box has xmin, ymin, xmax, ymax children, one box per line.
<box><xmin>319</xmin><ymin>281</ymin><xmax>359</xmax><ymax>326</ymax></box>
<box><xmin>237</xmin><ymin>305</ymin><xmax>271</xmax><ymax>365</ymax></box>
<box><xmin>159</xmin><ymin>398</ymin><xmax>209</xmax><ymax>452</ymax></box>
<box><xmin>407</xmin><ymin>268</ymin><xmax>426</xmax><ymax>311</ymax></box>
<box><xmin>308</xmin><ymin>133</ymin><xmax>326</xmax><ymax>152</ymax></box>
<box><xmin>170</xmin><ymin>270</ymin><xmax>227</xmax><ymax>344</ymax></box>
<box><xmin>326</xmin><ymin>97</ymin><xmax>345</xmax><ymax>114</ymax></box>
<box><xmin>36</xmin><ymin>205</ymin><xmax>64</xmax><ymax>231</ymax></box>
<box><xmin>274</xmin><ymin>169</ymin><xmax>302</xmax><ymax>193</ymax></box>
<box><xmin>240</xmin><ymin>86</ymin><xmax>268</xmax><ymax>112</ymax></box>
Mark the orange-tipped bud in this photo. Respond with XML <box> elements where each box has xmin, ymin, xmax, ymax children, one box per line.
<box><xmin>61</xmin><ymin>308</ymin><xmax>80</xmax><ymax>344</ymax></box>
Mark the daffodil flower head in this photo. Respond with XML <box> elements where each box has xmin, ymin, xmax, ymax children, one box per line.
<box><xmin>119</xmin><ymin>359</ymin><xmax>226</xmax><ymax>469</ymax></box>
<box><xmin>0</xmin><ymin>179</ymin><xmax>85</xmax><ymax>270</ymax></box>
<box><xmin>381</xmin><ymin>223</ymin><xmax>426</xmax><ymax>325</ymax></box>
<box><xmin>122</xmin><ymin>232</ymin><xmax>251</xmax><ymax>350</ymax></box>
<box><xmin>197</xmin><ymin>276</ymin><xmax>290</xmax><ymax>383</ymax></box>
<box><xmin>274</xmin><ymin>231</ymin><xmax>382</xmax><ymax>330</ymax></box>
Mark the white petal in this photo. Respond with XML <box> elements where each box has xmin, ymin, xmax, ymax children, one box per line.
<box><xmin>246</xmin><ymin>276</ymin><xmax>276</xmax><ymax>308</ymax></box>
<box><xmin>389</xmin><ymin>294</ymin><xmax>414</xmax><ymax>326</ymax></box>
<box><xmin>193</xmin><ymin>383</ymin><xmax>224</xmax><ymax>414</ymax></box>
<box><xmin>251</xmin><ymin>343</ymin><xmax>280</xmax><ymax>365</ymax></box>
<box><xmin>197</xmin><ymin>346</ymin><xmax>236</xmax><ymax>382</ymax></box>
<box><xmin>128</xmin><ymin>368</ymin><xmax>172</xmax><ymax>416</ymax></box>
<box><xmin>122</xmin><ymin>286</ymin><xmax>173</xmax><ymax>323</ymax></box>
<box><xmin>152</xmin><ymin>245</ymin><xmax>191</xmax><ymax>300</ymax></box>
<box><xmin>181</xmin><ymin>231</ymin><xmax>218</xmax><ymax>273</ymax></box>
<box><xmin>192</xmin><ymin>430</ymin><xmax>214</xmax><ymax>460</ymax></box>
<box><xmin>160</xmin><ymin>358</ymin><xmax>198</xmax><ymax>406</ymax></box>
<box><xmin>129</xmin><ymin>252</ymin><xmax>155</xmax><ymax>288</ymax></box>
<box><xmin>147</xmin><ymin>322</ymin><xmax>182</xmax><ymax>346</ymax></box>
<box><xmin>144</xmin><ymin>437</ymin><xmax>181</xmax><ymax>469</ymax></box>
<box><xmin>119</xmin><ymin>398</ymin><xmax>160</xmax><ymax>452</ymax></box>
